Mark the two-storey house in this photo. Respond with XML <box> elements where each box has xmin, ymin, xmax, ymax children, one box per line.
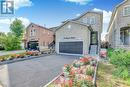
<box><xmin>24</xmin><ymin>23</ymin><xmax>54</xmax><ymax>51</ymax></box>
<box><xmin>55</xmin><ymin>11</ymin><xmax>103</xmax><ymax>55</ymax></box>
<box><xmin>108</xmin><ymin>0</ymin><xmax>130</xmax><ymax>50</ymax></box>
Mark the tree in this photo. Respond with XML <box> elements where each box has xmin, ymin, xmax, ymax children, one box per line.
<box><xmin>1</xmin><ymin>32</ymin><xmax>21</xmax><ymax>51</ymax></box>
<box><xmin>10</xmin><ymin>18</ymin><xmax>25</xmax><ymax>38</ymax></box>
<box><xmin>0</xmin><ymin>32</ymin><xmax>5</xmax><ymax>50</ymax></box>
<box><xmin>0</xmin><ymin>19</ymin><xmax>25</xmax><ymax>51</ymax></box>
<box><xmin>0</xmin><ymin>32</ymin><xmax>5</xmax><ymax>36</ymax></box>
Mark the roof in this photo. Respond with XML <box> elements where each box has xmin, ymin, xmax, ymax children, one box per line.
<box><xmin>55</xmin><ymin>11</ymin><xmax>103</xmax><ymax>32</ymax></box>
<box><xmin>55</xmin><ymin>20</ymin><xmax>93</xmax><ymax>32</ymax></box>
<box><xmin>107</xmin><ymin>0</ymin><xmax>128</xmax><ymax>32</ymax></box>
<box><xmin>26</xmin><ymin>23</ymin><xmax>53</xmax><ymax>32</ymax></box>
<box><xmin>72</xmin><ymin>11</ymin><xmax>103</xmax><ymax>21</ymax></box>
<box><xmin>49</xmin><ymin>26</ymin><xmax>59</xmax><ymax>32</ymax></box>
<box><xmin>62</xmin><ymin>11</ymin><xmax>103</xmax><ymax>23</ymax></box>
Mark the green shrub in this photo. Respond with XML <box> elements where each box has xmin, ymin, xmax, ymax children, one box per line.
<box><xmin>110</xmin><ymin>49</ymin><xmax>130</xmax><ymax>66</ymax></box>
<box><xmin>109</xmin><ymin>48</ymin><xmax>130</xmax><ymax>79</ymax></box>
<box><xmin>113</xmin><ymin>66</ymin><xmax>130</xmax><ymax>79</ymax></box>
<box><xmin>107</xmin><ymin>48</ymin><xmax>114</xmax><ymax>58</ymax></box>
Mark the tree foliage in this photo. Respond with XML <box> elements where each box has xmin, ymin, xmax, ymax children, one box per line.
<box><xmin>10</xmin><ymin>18</ymin><xmax>25</xmax><ymax>38</ymax></box>
<box><xmin>0</xmin><ymin>18</ymin><xmax>25</xmax><ymax>51</ymax></box>
<box><xmin>0</xmin><ymin>33</ymin><xmax>21</xmax><ymax>51</ymax></box>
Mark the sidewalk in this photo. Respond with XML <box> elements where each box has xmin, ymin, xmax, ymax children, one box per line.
<box><xmin>0</xmin><ymin>50</ymin><xmax>26</xmax><ymax>56</ymax></box>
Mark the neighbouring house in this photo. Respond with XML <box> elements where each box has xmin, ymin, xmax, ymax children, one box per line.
<box><xmin>105</xmin><ymin>33</ymin><xmax>109</xmax><ymax>42</ymax></box>
<box><xmin>55</xmin><ymin>11</ymin><xmax>103</xmax><ymax>55</ymax></box>
<box><xmin>108</xmin><ymin>0</ymin><xmax>130</xmax><ymax>50</ymax></box>
<box><xmin>24</xmin><ymin>23</ymin><xmax>54</xmax><ymax>51</ymax></box>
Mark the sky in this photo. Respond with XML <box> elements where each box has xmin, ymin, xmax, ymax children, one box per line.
<box><xmin>0</xmin><ymin>0</ymin><xmax>124</xmax><ymax>40</ymax></box>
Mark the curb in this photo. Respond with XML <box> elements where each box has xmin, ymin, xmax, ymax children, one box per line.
<box><xmin>93</xmin><ymin>60</ymin><xmax>99</xmax><ymax>87</ymax></box>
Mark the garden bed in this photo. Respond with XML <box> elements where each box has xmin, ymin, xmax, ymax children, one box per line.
<box><xmin>0</xmin><ymin>51</ymin><xmax>44</xmax><ymax>65</ymax></box>
<box><xmin>44</xmin><ymin>56</ymin><xmax>98</xmax><ymax>87</ymax></box>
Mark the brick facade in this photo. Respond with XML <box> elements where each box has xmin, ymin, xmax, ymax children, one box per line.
<box><xmin>24</xmin><ymin>23</ymin><xmax>54</xmax><ymax>51</ymax></box>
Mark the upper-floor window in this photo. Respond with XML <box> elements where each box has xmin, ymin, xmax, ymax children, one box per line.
<box><xmin>68</xmin><ymin>25</ymin><xmax>71</xmax><ymax>29</ymax></box>
<box><xmin>66</xmin><ymin>24</ymin><xmax>71</xmax><ymax>31</ymax></box>
<box><xmin>123</xmin><ymin>6</ymin><xmax>130</xmax><ymax>16</ymax></box>
<box><xmin>30</xmin><ymin>29</ymin><xmax>36</xmax><ymax>36</ymax></box>
<box><xmin>48</xmin><ymin>32</ymin><xmax>50</xmax><ymax>35</ymax></box>
<box><xmin>82</xmin><ymin>17</ymin><xmax>96</xmax><ymax>25</ymax></box>
<box><xmin>90</xmin><ymin>17</ymin><xmax>96</xmax><ymax>25</ymax></box>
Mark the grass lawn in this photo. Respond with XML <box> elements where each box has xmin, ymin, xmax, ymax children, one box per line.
<box><xmin>97</xmin><ymin>62</ymin><xmax>130</xmax><ymax>87</ymax></box>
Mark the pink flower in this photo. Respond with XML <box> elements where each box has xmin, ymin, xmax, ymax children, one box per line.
<box><xmin>64</xmin><ymin>64</ymin><xmax>69</xmax><ymax>67</ymax></box>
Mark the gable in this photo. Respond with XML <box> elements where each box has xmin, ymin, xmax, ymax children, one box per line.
<box><xmin>108</xmin><ymin>0</ymin><xmax>129</xmax><ymax>32</ymax></box>
<box><xmin>56</xmin><ymin>21</ymin><xmax>91</xmax><ymax>43</ymax></box>
<box><xmin>26</xmin><ymin>23</ymin><xmax>53</xmax><ymax>32</ymax></box>
<box><xmin>55</xmin><ymin>21</ymin><xmax>92</xmax><ymax>32</ymax></box>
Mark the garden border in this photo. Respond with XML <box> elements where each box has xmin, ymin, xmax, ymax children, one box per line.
<box><xmin>93</xmin><ymin>60</ymin><xmax>99</xmax><ymax>87</ymax></box>
<box><xmin>43</xmin><ymin>59</ymin><xmax>99</xmax><ymax>87</ymax></box>
<box><xmin>0</xmin><ymin>54</ymin><xmax>53</xmax><ymax>65</ymax></box>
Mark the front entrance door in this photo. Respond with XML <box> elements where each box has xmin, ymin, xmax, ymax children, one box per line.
<box><xmin>90</xmin><ymin>31</ymin><xmax>98</xmax><ymax>45</ymax></box>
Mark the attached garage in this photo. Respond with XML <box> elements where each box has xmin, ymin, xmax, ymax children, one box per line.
<box><xmin>59</xmin><ymin>41</ymin><xmax>83</xmax><ymax>54</ymax></box>
<box><xmin>55</xmin><ymin>21</ymin><xmax>92</xmax><ymax>55</ymax></box>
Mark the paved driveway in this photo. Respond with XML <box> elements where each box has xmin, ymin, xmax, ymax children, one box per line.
<box><xmin>0</xmin><ymin>54</ymin><xmax>79</xmax><ymax>87</ymax></box>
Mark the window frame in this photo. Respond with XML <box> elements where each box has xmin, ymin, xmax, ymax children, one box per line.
<box><xmin>123</xmin><ymin>5</ymin><xmax>130</xmax><ymax>16</ymax></box>
<box><xmin>82</xmin><ymin>16</ymin><xmax>96</xmax><ymax>25</ymax></box>
<box><xmin>90</xmin><ymin>17</ymin><xmax>96</xmax><ymax>25</ymax></box>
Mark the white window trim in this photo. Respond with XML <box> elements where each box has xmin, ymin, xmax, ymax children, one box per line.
<box><xmin>82</xmin><ymin>17</ymin><xmax>96</xmax><ymax>25</ymax></box>
<box><xmin>90</xmin><ymin>17</ymin><xmax>96</xmax><ymax>25</ymax></box>
<box><xmin>82</xmin><ymin>17</ymin><xmax>88</xmax><ymax>24</ymax></box>
<box><xmin>30</xmin><ymin>29</ymin><xmax>36</xmax><ymax>36</ymax></box>
<box><xmin>30</xmin><ymin>30</ymin><xmax>32</xmax><ymax>36</ymax></box>
<box><xmin>123</xmin><ymin>5</ymin><xmax>130</xmax><ymax>16</ymax></box>
<box><xmin>68</xmin><ymin>25</ymin><xmax>71</xmax><ymax>29</ymax></box>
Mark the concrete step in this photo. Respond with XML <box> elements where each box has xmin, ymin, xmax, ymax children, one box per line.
<box><xmin>89</xmin><ymin>45</ymin><xmax>98</xmax><ymax>54</ymax></box>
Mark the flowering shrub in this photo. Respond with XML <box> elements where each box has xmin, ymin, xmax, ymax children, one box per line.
<box><xmin>100</xmin><ymin>51</ymin><xmax>107</xmax><ymax>58</ymax></box>
<box><xmin>25</xmin><ymin>51</ymin><xmax>39</xmax><ymax>56</ymax></box>
<box><xmin>48</xmin><ymin>56</ymin><xmax>97</xmax><ymax>87</ymax></box>
<box><xmin>73</xmin><ymin>60</ymin><xmax>81</xmax><ymax>68</ymax></box>
<box><xmin>0</xmin><ymin>51</ymin><xmax>40</xmax><ymax>62</ymax></box>
<box><xmin>79</xmin><ymin>57</ymin><xmax>90</xmax><ymax>65</ymax></box>
<box><xmin>25</xmin><ymin>52</ymin><xmax>34</xmax><ymax>56</ymax></box>
<box><xmin>85</xmin><ymin>65</ymin><xmax>94</xmax><ymax>76</ymax></box>
<box><xmin>0</xmin><ymin>56</ymin><xmax>5</xmax><ymax>61</ymax></box>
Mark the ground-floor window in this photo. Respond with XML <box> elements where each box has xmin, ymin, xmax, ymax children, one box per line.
<box><xmin>120</xmin><ymin>28</ymin><xmax>130</xmax><ymax>45</ymax></box>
